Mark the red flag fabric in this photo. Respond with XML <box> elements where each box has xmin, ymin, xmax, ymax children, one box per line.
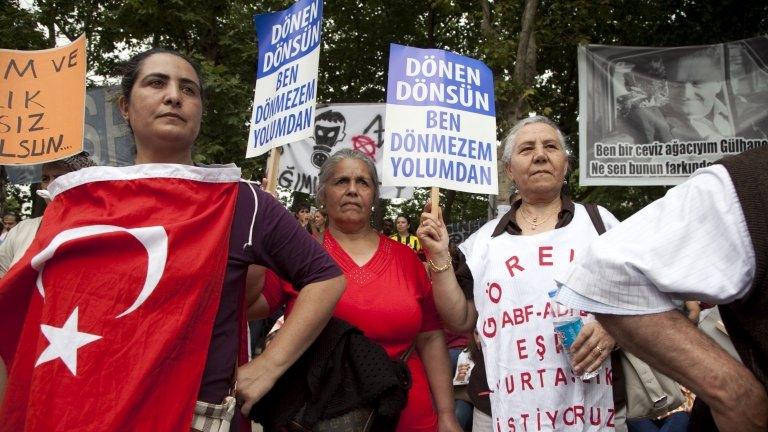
<box><xmin>0</xmin><ymin>164</ymin><xmax>240</xmax><ymax>431</ymax></box>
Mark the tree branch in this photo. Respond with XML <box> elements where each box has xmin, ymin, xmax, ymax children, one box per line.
<box><xmin>55</xmin><ymin>22</ymin><xmax>77</xmax><ymax>42</ymax></box>
<box><xmin>426</xmin><ymin>6</ymin><xmax>437</xmax><ymax>48</ymax></box>
<box><xmin>479</xmin><ymin>0</ymin><xmax>495</xmax><ymax>36</ymax></box>
<box><xmin>514</xmin><ymin>0</ymin><xmax>538</xmax><ymax>84</ymax></box>
<box><xmin>512</xmin><ymin>0</ymin><xmax>539</xmax><ymax>121</ymax></box>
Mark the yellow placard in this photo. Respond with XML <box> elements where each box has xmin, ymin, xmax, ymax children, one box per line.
<box><xmin>0</xmin><ymin>35</ymin><xmax>86</xmax><ymax>165</ymax></box>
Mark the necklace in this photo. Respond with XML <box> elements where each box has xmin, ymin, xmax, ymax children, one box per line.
<box><xmin>518</xmin><ymin>206</ymin><xmax>557</xmax><ymax>231</ymax></box>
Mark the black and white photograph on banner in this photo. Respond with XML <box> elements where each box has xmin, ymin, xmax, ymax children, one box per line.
<box><xmin>579</xmin><ymin>36</ymin><xmax>768</xmax><ymax>186</ymax></box>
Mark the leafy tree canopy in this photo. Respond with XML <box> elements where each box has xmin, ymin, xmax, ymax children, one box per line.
<box><xmin>3</xmin><ymin>0</ymin><xmax>767</xmax><ymax>223</ymax></box>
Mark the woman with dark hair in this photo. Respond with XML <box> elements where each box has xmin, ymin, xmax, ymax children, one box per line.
<box><xmin>390</xmin><ymin>215</ymin><xmax>423</xmax><ymax>256</ymax></box>
<box><xmin>120</xmin><ymin>48</ymin><xmax>345</xmax><ymax>431</ymax></box>
<box><xmin>0</xmin><ymin>48</ymin><xmax>345</xmax><ymax>432</ymax></box>
<box><xmin>391</xmin><ymin>215</ymin><xmax>426</xmax><ymax>262</ymax></box>
<box><xmin>0</xmin><ymin>213</ymin><xmax>19</xmax><ymax>244</ymax></box>
<box><xmin>257</xmin><ymin>149</ymin><xmax>462</xmax><ymax>431</ymax></box>
<box><xmin>291</xmin><ymin>201</ymin><xmax>312</xmax><ymax>231</ymax></box>
<box><xmin>310</xmin><ymin>207</ymin><xmax>327</xmax><ymax>243</ymax></box>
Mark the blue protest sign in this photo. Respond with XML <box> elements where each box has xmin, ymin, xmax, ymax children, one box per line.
<box><xmin>246</xmin><ymin>0</ymin><xmax>322</xmax><ymax>158</ymax></box>
<box><xmin>383</xmin><ymin>44</ymin><xmax>498</xmax><ymax>194</ymax></box>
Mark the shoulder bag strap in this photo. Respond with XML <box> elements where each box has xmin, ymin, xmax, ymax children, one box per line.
<box><xmin>583</xmin><ymin>202</ymin><xmax>627</xmax><ymax>409</ymax></box>
<box><xmin>584</xmin><ymin>203</ymin><xmax>606</xmax><ymax>235</ymax></box>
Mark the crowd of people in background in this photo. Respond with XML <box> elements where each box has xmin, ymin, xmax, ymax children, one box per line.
<box><xmin>0</xmin><ymin>213</ymin><xmax>19</xmax><ymax>244</ymax></box>
<box><xmin>0</xmin><ymin>46</ymin><xmax>765</xmax><ymax>432</ymax></box>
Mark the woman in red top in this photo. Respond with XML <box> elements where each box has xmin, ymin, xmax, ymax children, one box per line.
<box><xmin>256</xmin><ymin>149</ymin><xmax>461</xmax><ymax>431</ymax></box>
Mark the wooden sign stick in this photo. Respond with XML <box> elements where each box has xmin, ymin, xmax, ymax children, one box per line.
<box><xmin>265</xmin><ymin>147</ymin><xmax>281</xmax><ymax>194</ymax></box>
<box><xmin>430</xmin><ymin>186</ymin><xmax>440</xmax><ymax>218</ymax></box>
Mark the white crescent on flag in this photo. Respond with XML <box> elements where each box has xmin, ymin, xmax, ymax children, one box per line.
<box><xmin>30</xmin><ymin>225</ymin><xmax>168</xmax><ymax>318</ymax></box>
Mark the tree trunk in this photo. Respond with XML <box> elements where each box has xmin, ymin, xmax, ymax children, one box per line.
<box><xmin>514</xmin><ymin>0</ymin><xmax>539</xmax><ymax>85</ymax></box>
<box><xmin>498</xmin><ymin>0</ymin><xmax>539</xmax><ymax>206</ymax></box>
<box><xmin>511</xmin><ymin>0</ymin><xmax>539</xmax><ymax>122</ymax></box>
<box><xmin>426</xmin><ymin>5</ymin><xmax>437</xmax><ymax>48</ymax></box>
<box><xmin>513</xmin><ymin>34</ymin><xmax>537</xmax><ymax>119</ymax></box>
<box><xmin>373</xmin><ymin>198</ymin><xmax>386</xmax><ymax>231</ymax></box>
<box><xmin>479</xmin><ymin>0</ymin><xmax>495</xmax><ymax>36</ymax></box>
<box><xmin>200</xmin><ymin>1</ymin><xmax>225</xmax><ymax>62</ymax></box>
<box><xmin>46</xmin><ymin>22</ymin><xmax>56</xmax><ymax>47</ymax></box>
<box><xmin>497</xmin><ymin>148</ymin><xmax>513</xmax><ymax>206</ymax></box>
<box><xmin>487</xmin><ymin>194</ymin><xmax>497</xmax><ymax>220</ymax></box>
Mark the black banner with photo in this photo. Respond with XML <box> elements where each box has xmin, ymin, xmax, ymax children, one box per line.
<box><xmin>578</xmin><ymin>37</ymin><xmax>768</xmax><ymax>186</ymax></box>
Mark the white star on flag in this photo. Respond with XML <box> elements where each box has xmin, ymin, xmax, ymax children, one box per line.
<box><xmin>35</xmin><ymin>307</ymin><xmax>102</xmax><ymax>375</ymax></box>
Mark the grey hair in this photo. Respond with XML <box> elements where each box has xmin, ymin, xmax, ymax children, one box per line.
<box><xmin>501</xmin><ymin>115</ymin><xmax>570</xmax><ymax>164</ymax></box>
<box><xmin>316</xmin><ymin>148</ymin><xmax>379</xmax><ymax>207</ymax></box>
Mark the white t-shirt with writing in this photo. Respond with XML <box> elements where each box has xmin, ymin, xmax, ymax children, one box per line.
<box><xmin>460</xmin><ymin>203</ymin><xmax>619</xmax><ymax>431</ymax></box>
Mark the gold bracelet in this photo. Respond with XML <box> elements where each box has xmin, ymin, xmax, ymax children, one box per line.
<box><xmin>427</xmin><ymin>258</ymin><xmax>452</xmax><ymax>273</ymax></box>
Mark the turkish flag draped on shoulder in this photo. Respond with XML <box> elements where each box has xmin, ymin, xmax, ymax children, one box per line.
<box><xmin>0</xmin><ymin>164</ymin><xmax>240</xmax><ymax>431</ymax></box>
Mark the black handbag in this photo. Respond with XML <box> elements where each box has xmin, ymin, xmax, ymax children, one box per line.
<box><xmin>286</xmin><ymin>344</ymin><xmax>415</xmax><ymax>432</ymax></box>
<box><xmin>287</xmin><ymin>408</ymin><xmax>376</xmax><ymax>432</ymax></box>
<box><xmin>251</xmin><ymin>319</ymin><xmax>413</xmax><ymax>432</ymax></box>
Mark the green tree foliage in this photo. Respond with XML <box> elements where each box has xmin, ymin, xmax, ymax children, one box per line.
<box><xmin>533</xmin><ymin>0</ymin><xmax>768</xmax><ymax>218</ymax></box>
<box><xmin>0</xmin><ymin>1</ymin><xmax>48</xmax><ymax>50</ymax></box>
<box><xmin>2</xmin><ymin>184</ymin><xmax>32</xmax><ymax>217</ymax></box>
<box><xmin>3</xmin><ymin>0</ymin><xmax>768</xmax><ymax>222</ymax></box>
<box><xmin>0</xmin><ymin>1</ymin><xmax>48</xmax><ymax>214</ymax></box>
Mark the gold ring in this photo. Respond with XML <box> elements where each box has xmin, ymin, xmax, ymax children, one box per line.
<box><xmin>594</xmin><ymin>345</ymin><xmax>604</xmax><ymax>354</ymax></box>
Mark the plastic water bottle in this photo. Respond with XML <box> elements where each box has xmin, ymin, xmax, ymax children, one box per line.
<box><xmin>548</xmin><ymin>289</ymin><xmax>599</xmax><ymax>380</ymax></box>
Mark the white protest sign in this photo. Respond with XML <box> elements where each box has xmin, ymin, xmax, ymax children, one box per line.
<box><xmin>278</xmin><ymin>103</ymin><xmax>413</xmax><ymax>199</ymax></box>
<box><xmin>246</xmin><ymin>0</ymin><xmax>322</xmax><ymax>158</ymax></box>
<box><xmin>383</xmin><ymin>44</ymin><xmax>498</xmax><ymax>195</ymax></box>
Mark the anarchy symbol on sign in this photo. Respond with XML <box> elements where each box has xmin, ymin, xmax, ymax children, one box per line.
<box><xmin>352</xmin><ymin>135</ymin><xmax>377</xmax><ymax>158</ymax></box>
